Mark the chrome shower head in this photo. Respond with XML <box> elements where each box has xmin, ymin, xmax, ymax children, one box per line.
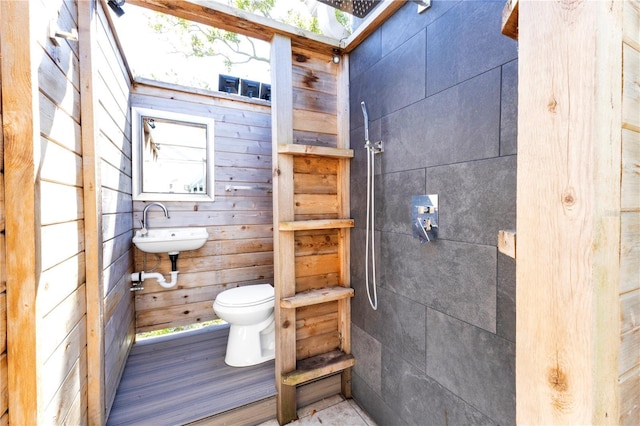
<box><xmin>361</xmin><ymin>101</ymin><xmax>369</xmax><ymax>142</ymax></box>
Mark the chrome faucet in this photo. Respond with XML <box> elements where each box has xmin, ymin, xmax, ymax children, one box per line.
<box><xmin>141</xmin><ymin>202</ymin><xmax>169</xmax><ymax>236</ymax></box>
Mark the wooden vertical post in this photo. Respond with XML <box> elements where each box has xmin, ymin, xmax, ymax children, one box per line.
<box><xmin>78</xmin><ymin>0</ymin><xmax>105</xmax><ymax>423</ymax></box>
<box><xmin>336</xmin><ymin>54</ymin><xmax>352</xmax><ymax>398</ymax></box>
<box><xmin>516</xmin><ymin>1</ymin><xmax>622</xmax><ymax>423</ymax></box>
<box><xmin>271</xmin><ymin>34</ymin><xmax>297</xmax><ymax>425</ymax></box>
<box><xmin>0</xmin><ymin>1</ymin><xmax>40</xmax><ymax>423</ymax></box>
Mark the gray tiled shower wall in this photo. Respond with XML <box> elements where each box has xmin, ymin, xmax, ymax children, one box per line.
<box><xmin>349</xmin><ymin>1</ymin><xmax>518</xmax><ymax>425</ymax></box>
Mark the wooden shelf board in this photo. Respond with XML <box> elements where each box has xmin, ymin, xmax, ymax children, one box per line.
<box><xmin>498</xmin><ymin>230</ymin><xmax>516</xmax><ymax>259</ymax></box>
<box><xmin>278</xmin><ymin>144</ymin><xmax>354</xmax><ymax>158</ymax></box>
<box><xmin>280</xmin><ymin>286</ymin><xmax>354</xmax><ymax>309</ymax></box>
<box><xmin>282</xmin><ymin>350</ymin><xmax>355</xmax><ymax>386</ymax></box>
<box><xmin>278</xmin><ymin>219</ymin><xmax>354</xmax><ymax>231</ymax></box>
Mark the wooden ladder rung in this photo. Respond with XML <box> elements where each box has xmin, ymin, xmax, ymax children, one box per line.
<box><xmin>278</xmin><ymin>144</ymin><xmax>354</xmax><ymax>158</ymax></box>
<box><xmin>280</xmin><ymin>286</ymin><xmax>354</xmax><ymax>309</ymax></box>
<box><xmin>279</xmin><ymin>219</ymin><xmax>354</xmax><ymax>231</ymax></box>
<box><xmin>282</xmin><ymin>350</ymin><xmax>355</xmax><ymax>386</ymax></box>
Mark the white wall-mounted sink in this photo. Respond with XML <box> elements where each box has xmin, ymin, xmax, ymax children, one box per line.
<box><xmin>133</xmin><ymin>227</ymin><xmax>209</xmax><ymax>254</ymax></box>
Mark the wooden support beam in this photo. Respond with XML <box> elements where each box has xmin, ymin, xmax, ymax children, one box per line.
<box><xmin>271</xmin><ymin>34</ymin><xmax>297</xmax><ymax>425</ymax></box>
<box><xmin>0</xmin><ymin>1</ymin><xmax>39</xmax><ymax>423</ymax></box>
<box><xmin>79</xmin><ymin>1</ymin><xmax>106</xmax><ymax>423</ymax></box>
<box><xmin>516</xmin><ymin>1</ymin><xmax>622</xmax><ymax>423</ymax></box>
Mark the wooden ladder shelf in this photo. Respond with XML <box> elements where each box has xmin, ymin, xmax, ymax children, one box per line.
<box><xmin>273</xmin><ymin>143</ymin><xmax>354</xmax><ymax>423</ymax></box>
<box><xmin>271</xmin><ymin>34</ymin><xmax>354</xmax><ymax>424</ymax></box>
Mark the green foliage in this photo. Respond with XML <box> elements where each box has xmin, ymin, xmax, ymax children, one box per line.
<box><xmin>232</xmin><ymin>0</ymin><xmax>276</xmax><ymax>17</ymax></box>
<box><xmin>285</xmin><ymin>9</ymin><xmax>321</xmax><ymax>34</ymax></box>
<box><xmin>148</xmin><ymin>11</ymin><xmax>269</xmax><ymax>73</ymax></box>
<box><xmin>335</xmin><ymin>9</ymin><xmax>351</xmax><ymax>34</ymax></box>
<box><xmin>142</xmin><ymin>0</ymin><xmax>350</xmax><ymax>87</ymax></box>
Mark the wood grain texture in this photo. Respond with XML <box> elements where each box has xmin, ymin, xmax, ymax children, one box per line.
<box><xmin>271</xmin><ymin>34</ymin><xmax>298</xmax><ymax>425</ymax></box>
<box><xmin>1</xmin><ymin>1</ymin><xmax>40</xmax><ymax>422</ymax></box>
<box><xmin>107</xmin><ymin>326</ymin><xmax>276</xmax><ymax>425</ymax></box>
<box><xmin>516</xmin><ymin>1</ymin><xmax>623</xmax><ymax>424</ymax></box>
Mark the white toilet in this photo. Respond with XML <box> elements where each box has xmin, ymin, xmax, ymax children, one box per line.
<box><xmin>212</xmin><ymin>283</ymin><xmax>275</xmax><ymax>367</ymax></box>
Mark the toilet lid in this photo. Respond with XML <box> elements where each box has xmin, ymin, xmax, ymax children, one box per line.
<box><xmin>215</xmin><ymin>284</ymin><xmax>274</xmax><ymax>307</ymax></box>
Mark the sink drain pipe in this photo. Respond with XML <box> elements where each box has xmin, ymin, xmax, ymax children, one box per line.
<box><xmin>131</xmin><ymin>251</ymin><xmax>180</xmax><ymax>289</ymax></box>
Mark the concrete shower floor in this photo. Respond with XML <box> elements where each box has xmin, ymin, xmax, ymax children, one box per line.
<box><xmin>259</xmin><ymin>394</ymin><xmax>377</xmax><ymax>426</ymax></box>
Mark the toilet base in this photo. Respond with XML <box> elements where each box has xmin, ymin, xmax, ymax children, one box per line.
<box><xmin>225</xmin><ymin>314</ymin><xmax>275</xmax><ymax>367</ymax></box>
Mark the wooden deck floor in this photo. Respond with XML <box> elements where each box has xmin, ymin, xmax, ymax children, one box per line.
<box><xmin>107</xmin><ymin>324</ymin><xmax>277</xmax><ymax>425</ymax></box>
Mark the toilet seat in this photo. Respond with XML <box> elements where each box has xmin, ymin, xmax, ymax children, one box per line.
<box><xmin>215</xmin><ymin>284</ymin><xmax>274</xmax><ymax>308</ymax></box>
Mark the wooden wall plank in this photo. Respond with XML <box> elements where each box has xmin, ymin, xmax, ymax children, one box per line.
<box><xmin>619</xmin><ymin>364</ymin><xmax>639</xmax><ymax>424</ymax></box>
<box><xmin>43</xmin><ymin>349</ymin><xmax>88</xmax><ymax>424</ymax></box>
<box><xmin>0</xmin><ymin>354</ymin><xmax>6</xmax><ymax>418</ymax></box>
<box><xmin>38</xmin><ymin>285</ymin><xmax>86</xmax><ymax>360</ymax></box>
<box><xmin>622</xmin><ymin>43</ymin><xmax>640</xmax><ymax>132</ymax></box>
<box><xmin>293</xmin><ymin>109</ymin><xmax>338</xmax><ymax>135</ymax></box>
<box><xmin>295</xmin><ymin>230</ymin><xmax>339</xmax><ymax>256</ymax></box>
<box><xmin>620</xmin><ymin>5</ymin><xmax>640</xmax><ymax>421</ymax></box>
<box><xmin>40</xmin><ymin>221</ymin><xmax>85</xmax><ymax>271</ymax></box>
<box><xmin>0</xmin><ymin>294</ymin><xmax>5</xmax><ymax>355</ymax></box>
<box><xmin>623</xmin><ymin>1</ymin><xmax>640</xmax><ymax>50</ymax></box>
<box><xmin>0</xmin><ymin>1</ymin><xmax>40</xmax><ymax>422</ymax></box>
<box><xmin>295</xmin><ymin>253</ymin><xmax>339</xmax><ymax>279</ymax></box>
<box><xmin>134</xmin><ymin>267</ymin><xmax>273</xmax><ymax>295</ymax></box>
<box><xmin>516</xmin><ymin>1</ymin><xmax>623</xmax><ymax>424</ymax></box>
<box><xmin>39</xmin><ymin>93</ymin><xmax>82</xmax><ymax>153</ymax></box>
<box><xmin>135</xmin><ymin>300</ymin><xmax>214</xmax><ymax>332</ymax></box>
<box><xmin>39</xmin><ymin>182</ymin><xmax>84</xmax><ymax>225</ymax></box>
<box><xmin>291</xmin><ymin>47</ymin><xmax>336</xmax><ymax>75</ymax></box>
<box><xmin>296</xmin><ymin>331</ymin><xmax>340</xmax><ymax>360</ymax></box>
<box><xmin>103</xmin><ymin>282</ymin><xmax>134</xmax><ymax>405</ymax></box>
<box><xmin>41</xmin><ymin>320</ymin><xmax>87</xmax><ymax>413</ymax></box>
<box><xmin>37</xmin><ymin>253</ymin><xmax>86</xmax><ymax>318</ymax></box>
<box><xmin>621</xmin><ymin>129</ymin><xmax>639</xmax><ymax>210</ymax></box>
<box><xmin>37</xmin><ymin>50</ymin><xmax>81</xmax><ymax>119</ymax></box>
<box><xmin>621</xmin><ymin>212</ymin><xmax>640</xmax><ymax>294</ymax></box>
<box><xmin>292</xmin><ymin>66</ymin><xmax>337</xmax><ymax>95</ymax></box>
<box><xmin>39</xmin><ymin>137</ymin><xmax>83</xmax><ymax>186</ymax></box>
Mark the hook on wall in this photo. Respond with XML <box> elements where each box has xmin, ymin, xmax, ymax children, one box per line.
<box><xmin>49</xmin><ymin>20</ymin><xmax>78</xmax><ymax>46</ymax></box>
